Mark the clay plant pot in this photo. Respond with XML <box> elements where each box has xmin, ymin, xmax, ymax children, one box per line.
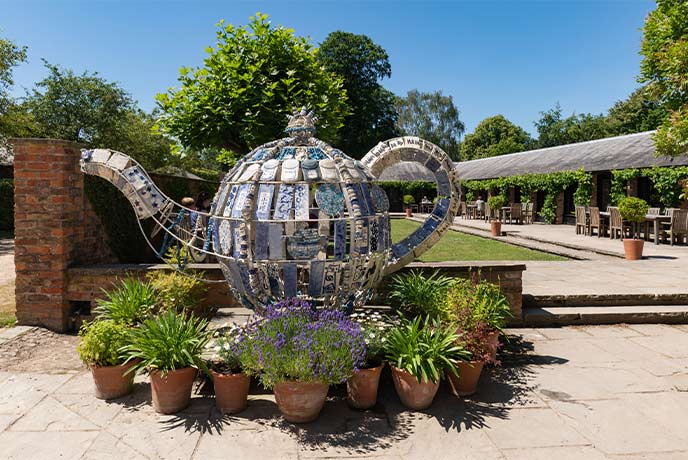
<box><xmin>391</xmin><ymin>366</ymin><xmax>439</xmax><ymax>410</ymax></box>
<box><xmin>273</xmin><ymin>381</ymin><xmax>329</xmax><ymax>423</ymax></box>
<box><xmin>150</xmin><ymin>367</ymin><xmax>197</xmax><ymax>414</ymax></box>
<box><xmin>447</xmin><ymin>361</ymin><xmax>485</xmax><ymax>397</ymax></box>
<box><xmin>211</xmin><ymin>370</ymin><xmax>250</xmax><ymax>414</ymax></box>
<box><xmin>490</xmin><ymin>220</ymin><xmax>502</xmax><ymax>237</ymax></box>
<box><xmin>487</xmin><ymin>330</ymin><xmax>500</xmax><ymax>361</ymax></box>
<box><xmin>405</xmin><ymin>207</ymin><xmax>413</xmax><ymax>218</ymax></box>
<box><xmin>90</xmin><ymin>360</ymin><xmax>137</xmax><ymax>400</ymax></box>
<box><xmin>623</xmin><ymin>238</ymin><xmax>644</xmax><ymax>260</ymax></box>
<box><xmin>347</xmin><ymin>364</ymin><xmax>384</xmax><ymax>410</ymax></box>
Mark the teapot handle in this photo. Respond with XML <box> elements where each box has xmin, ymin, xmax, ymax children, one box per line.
<box><xmin>361</xmin><ymin>137</ymin><xmax>461</xmax><ymax>276</ymax></box>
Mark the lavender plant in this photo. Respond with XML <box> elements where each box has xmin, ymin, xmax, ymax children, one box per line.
<box><xmin>234</xmin><ymin>298</ymin><xmax>366</xmax><ymax>388</ymax></box>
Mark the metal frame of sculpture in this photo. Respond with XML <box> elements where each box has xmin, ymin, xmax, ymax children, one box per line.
<box><xmin>80</xmin><ymin>108</ymin><xmax>461</xmax><ymax>311</ymax></box>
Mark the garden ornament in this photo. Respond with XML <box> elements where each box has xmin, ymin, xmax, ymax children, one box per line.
<box><xmin>80</xmin><ymin>107</ymin><xmax>461</xmax><ymax>310</ymax></box>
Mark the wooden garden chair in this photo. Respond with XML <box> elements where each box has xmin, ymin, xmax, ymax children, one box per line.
<box><xmin>660</xmin><ymin>209</ymin><xmax>688</xmax><ymax>246</ymax></box>
<box><xmin>608</xmin><ymin>206</ymin><xmax>631</xmax><ymax>240</ymax></box>
<box><xmin>648</xmin><ymin>207</ymin><xmax>660</xmax><ymax>215</ymax></box>
<box><xmin>575</xmin><ymin>206</ymin><xmax>588</xmax><ymax>235</ymax></box>
<box><xmin>460</xmin><ymin>201</ymin><xmax>467</xmax><ymax>219</ymax></box>
<box><xmin>588</xmin><ymin>207</ymin><xmax>606</xmax><ymax>237</ymax></box>
<box><xmin>509</xmin><ymin>203</ymin><xmax>523</xmax><ymax>224</ymax></box>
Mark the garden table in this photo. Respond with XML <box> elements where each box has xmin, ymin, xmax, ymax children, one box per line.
<box><xmin>598</xmin><ymin>211</ymin><xmax>670</xmax><ymax>244</ymax></box>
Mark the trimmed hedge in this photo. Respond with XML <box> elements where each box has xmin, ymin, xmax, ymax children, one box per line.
<box><xmin>378</xmin><ymin>181</ymin><xmax>436</xmax><ymax>212</ymax></box>
<box><xmin>0</xmin><ymin>179</ymin><xmax>13</xmax><ymax>232</ymax></box>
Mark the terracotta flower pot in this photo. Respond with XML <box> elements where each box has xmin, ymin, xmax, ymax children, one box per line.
<box><xmin>491</xmin><ymin>220</ymin><xmax>502</xmax><ymax>237</ymax></box>
<box><xmin>90</xmin><ymin>360</ymin><xmax>137</xmax><ymax>400</ymax></box>
<box><xmin>150</xmin><ymin>367</ymin><xmax>197</xmax><ymax>414</ymax></box>
<box><xmin>487</xmin><ymin>330</ymin><xmax>500</xmax><ymax>361</ymax></box>
<box><xmin>447</xmin><ymin>361</ymin><xmax>485</xmax><ymax>397</ymax></box>
<box><xmin>405</xmin><ymin>207</ymin><xmax>413</xmax><ymax>218</ymax></box>
<box><xmin>211</xmin><ymin>370</ymin><xmax>250</xmax><ymax>414</ymax></box>
<box><xmin>347</xmin><ymin>364</ymin><xmax>384</xmax><ymax>410</ymax></box>
<box><xmin>273</xmin><ymin>381</ymin><xmax>329</xmax><ymax>423</ymax></box>
<box><xmin>391</xmin><ymin>366</ymin><xmax>439</xmax><ymax>410</ymax></box>
<box><xmin>623</xmin><ymin>238</ymin><xmax>644</xmax><ymax>260</ymax></box>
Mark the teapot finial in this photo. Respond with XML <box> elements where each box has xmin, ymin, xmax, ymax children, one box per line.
<box><xmin>285</xmin><ymin>106</ymin><xmax>317</xmax><ymax>138</ymax></box>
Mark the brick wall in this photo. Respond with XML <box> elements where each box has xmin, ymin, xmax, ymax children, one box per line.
<box><xmin>12</xmin><ymin>139</ymin><xmax>115</xmax><ymax>332</ymax></box>
<box><xmin>66</xmin><ymin>262</ymin><xmax>526</xmax><ymax>325</ymax></box>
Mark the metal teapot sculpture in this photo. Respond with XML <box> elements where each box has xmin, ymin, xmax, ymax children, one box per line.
<box><xmin>80</xmin><ymin>108</ymin><xmax>460</xmax><ymax>310</ymax></box>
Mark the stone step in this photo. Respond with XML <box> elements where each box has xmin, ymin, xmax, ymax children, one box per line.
<box><xmin>523</xmin><ymin>293</ymin><xmax>688</xmax><ymax>308</ymax></box>
<box><xmin>523</xmin><ymin>305</ymin><xmax>688</xmax><ymax>326</ymax></box>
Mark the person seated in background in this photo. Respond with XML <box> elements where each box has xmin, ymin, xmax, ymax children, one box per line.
<box><xmin>475</xmin><ymin>195</ymin><xmax>485</xmax><ymax>215</ymax></box>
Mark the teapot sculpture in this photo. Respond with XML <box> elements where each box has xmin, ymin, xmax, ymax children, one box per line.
<box><xmin>80</xmin><ymin>108</ymin><xmax>460</xmax><ymax>310</ymax></box>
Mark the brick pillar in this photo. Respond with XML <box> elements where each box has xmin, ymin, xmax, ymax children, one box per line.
<box><xmin>12</xmin><ymin>139</ymin><xmax>90</xmax><ymax>331</ymax></box>
<box><xmin>555</xmin><ymin>192</ymin><xmax>565</xmax><ymax>224</ymax></box>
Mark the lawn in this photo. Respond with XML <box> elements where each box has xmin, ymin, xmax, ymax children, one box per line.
<box><xmin>390</xmin><ymin>219</ymin><xmax>566</xmax><ymax>262</ymax></box>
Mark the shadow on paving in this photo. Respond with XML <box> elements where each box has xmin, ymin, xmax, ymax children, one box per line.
<box><xmin>104</xmin><ymin>334</ymin><xmax>569</xmax><ymax>456</ymax></box>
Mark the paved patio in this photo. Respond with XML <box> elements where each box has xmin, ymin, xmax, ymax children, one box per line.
<box><xmin>1</xmin><ymin>324</ymin><xmax>687</xmax><ymax>459</ymax></box>
<box><xmin>446</xmin><ymin>219</ymin><xmax>688</xmax><ymax>298</ymax></box>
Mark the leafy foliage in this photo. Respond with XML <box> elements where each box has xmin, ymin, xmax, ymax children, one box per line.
<box><xmin>639</xmin><ymin>0</ymin><xmax>688</xmax><ymax>157</ymax></box>
<box><xmin>384</xmin><ymin>316</ymin><xmax>468</xmax><ymax>383</ymax></box>
<box><xmin>395</xmin><ymin>89</ymin><xmax>464</xmax><ymax>160</ymax></box>
<box><xmin>446</xmin><ymin>279</ymin><xmax>512</xmax><ymax>331</ymax></box>
<box><xmin>146</xmin><ymin>270</ymin><xmax>210</xmax><ymax>319</ymax></box>
<box><xmin>619</xmin><ymin>196</ymin><xmax>650</xmax><ymax>239</ymax></box>
<box><xmin>606</xmin><ymin>86</ymin><xmax>667</xmax><ymax>135</ymax></box>
<box><xmin>156</xmin><ymin>13</ymin><xmax>348</xmax><ymax>154</ymax></box>
<box><xmin>123</xmin><ymin>310</ymin><xmax>211</xmax><ymax>376</ymax></box>
<box><xmin>534</xmin><ymin>103</ymin><xmax>611</xmax><ymax>148</ymax></box>
<box><xmin>611</xmin><ymin>166</ymin><xmax>688</xmax><ymax>208</ymax></box>
<box><xmin>317</xmin><ymin>31</ymin><xmax>398</xmax><ymax>158</ymax></box>
<box><xmin>463</xmin><ymin>169</ymin><xmax>592</xmax><ymax>223</ymax></box>
<box><xmin>402</xmin><ymin>194</ymin><xmax>415</xmax><ymax>205</ymax></box>
<box><xmin>460</xmin><ymin>115</ymin><xmax>533</xmax><ymax>160</ymax></box>
<box><xmin>77</xmin><ymin>320</ymin><xmax>130</xmax><ymax>367</ymax></box>
<box><xmin>349</xmin><ymin>310</ymin><xmax>400</xmax><ymax>367</ymax></box>
<box><xmin>487</xmin><ymin>195</ymin><xmax>505</xmax><ymax>212</ymax></box>
<box><xmin>0</xmin><ymin>35</ymin><xmax>27</xmax><ymax>114</ymax></box>
<box><xmin>388</xmin><ymin>270</ymin><xmax>454</xmax><ymax>319</ymax></box>
<box><xmin>94</xmin><ymin>278</ymin><xmax>157</xmax><ymax>326</ymax></box>
<box><xmin>234</xmin><ymin>298</ymin><xmax>366</xmax><ymax>388</ymax></box>
<box><xmin>211</xmin><ymin>323</ymin><xmax>245</xmax><ymax>373</ymax></box>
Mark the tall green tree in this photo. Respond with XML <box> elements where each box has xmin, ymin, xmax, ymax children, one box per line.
<box><xmin>0</xmin><ymin>34</ymin><xmax>29</xmax><ymax>160</ymax></box>
<box><xmin>24</xmin><ymin>61</ymin><xmax>173</xmax><ymax>169</ymax></box>
<box><xmin>535</xmin><ymin>103</ymin><xmax>610</xmax><ymax>148</ymax></box>
<box><xmin>156</xmin><ymin>13</ymin><xmax>348</xmax><ymax>156</ymax></box>
<box><xmin>460</xmin><ymin>115</ymin><xmax>533</xmax><ymax>160</ymax></box>
<box><xmin>639</xmin><ymin>0</ymin><xmax>688</xmax><ymax>157</ymax></box>
<box><xmin>606</xmin><ymin>86</ymin><xmax>666</xmax><ymax>135</ymax></box>
<box><xmin>395</xmin><ymin>89</ymin><xmax>464</xmax><ymax>160</ymax></box>
<box><xmin>317</xmin><ymin>31</ymin><xmax>398</xmax><ymax>158</ymax></box>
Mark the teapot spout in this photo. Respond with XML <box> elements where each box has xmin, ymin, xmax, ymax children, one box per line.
<box><xmin>80</xmin><ymin>148</ymin><xmax>169</xmax><ymax>220</ymax></box>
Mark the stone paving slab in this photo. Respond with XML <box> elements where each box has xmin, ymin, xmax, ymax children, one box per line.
<box><xmin>0</xmin><ymin>324</ymin><xmax>687</xmax><ymax>459</ymax></box>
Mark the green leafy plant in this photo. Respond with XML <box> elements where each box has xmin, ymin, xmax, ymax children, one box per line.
<box><xmin>94</xmin><ymin>278</ymin><xmax>157</xmax><ymax>326</ymax></box>
<box><xmin>77</xmin><ymin>320</ymin><xmax>130</xmax><ymax>367</ymax></box>
<box><xmin>388</xmin><ymin>270</ymin><xmax>454</xmax><ymax>319</ymax></box>
<box><xmin>210</xmin><ymin>322</ymin><xmax>245</xmax><ymax>373</ymax></box>
<box><xmin>384</xmin><ymin>316</ymin><xmax>469</xmax><ymax>383</ymax></box>
<box><xmin>147</xmin><ymin>270</ymin><xmax>210</xmax><ymax>318</ymax></box>
<box><xmin>619</xmin><ymin>196</ymin><xmax>650</xmax><ymax>239</ymax></box>
<box><xmin>446</xmin><ymin>279</ymin><xmax>512</xmax><ymax>332</ymax></box>
<box><xmin>403</xmin><ymin>194</ymin><xmax>415</xmax><ymax>206</ymax></box>
<box><xmin>487</xmin><ymin>195</ymin><xmax>505</xmax><ymax>214</ymax></box>
<box><xmin>349</xmin><ymin>310</ymin><xmax>400</xmax><ymax>367</ymax></box>
<box><xmin>122</xmin><ymin>310</ymin><xmax>211</xmax><ymax>376</ymax></box>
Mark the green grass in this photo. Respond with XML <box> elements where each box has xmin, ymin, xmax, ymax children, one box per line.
<box><xmin>391</xmin><ymin>219</ymin><xmax>566</xmax><ymax>262</ymax></box>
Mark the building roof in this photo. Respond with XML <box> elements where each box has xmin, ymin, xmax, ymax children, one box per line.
<box><xmin>377</xmin><ymin>161</ymin><xmax>437</xmax><ymax>182</ymax></box>
<box><xmin>454</xmin><ymin>131</ymin><xmax>688</xmax><ymax>181</ymax></box>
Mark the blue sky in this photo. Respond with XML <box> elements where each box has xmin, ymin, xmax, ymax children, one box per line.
<box><xmin>2</xmin><ymin>0</ymin><xmax>656</xmax><ymax>136</ymax></box>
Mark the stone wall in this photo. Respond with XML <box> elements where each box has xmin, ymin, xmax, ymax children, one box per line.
<box><xmin>12</xmin><ymin>139</ymin><xmax>115</xmax><ymax>331</ymax></box>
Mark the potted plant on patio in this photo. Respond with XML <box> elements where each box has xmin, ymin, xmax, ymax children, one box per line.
<box><xmin>384</xmin><ymin>316</ymin><xmax>469</xmax><ymax>410</ymax></box>
<box><xmin>618</xmin><ymin>197</ymin><xmax>650</xmax><ymax>260</ymax></box>
<box><xmin>403</xmin><ymin>194</ymin><xmax>416</xmax><ymax>217</ymax></box>
<box><xmin>448</xmin><ymin>319</ymin><xmax>496</xmax><ymax>397</ymax></box>
<box><xmin>487</xmin><ymin>195</ymin><xmax>506</xmax><ymax>236</ymax></box>
<box><xmin>93</xmin><ymin>278</ymin><xmax>157</xmax><ymax>326</ymax></box>
<box><xmin>346</xmin><ymin>311</ymin><xmax>397</xmax><ymax>410</ymax></box>
<box><xmin>388</xmin><ymin>269</ymin><xmax>454</xmax><ymax>319</ymax></box>
<box><xmin>209</xmin><ymin>323</ymin><xmax>250</xmax><ymax>414</ymax></box>
<box><xmin>77</xmin><ymin>320</ymin><xmax>137</xmax><ymax>400</ymax></box>
<box><xmin>236</xmin><ymin>298</ymin><xmax>366</xmax><ymax>423</ymax></box>
<box><xmin>122</xmin><ymin>310</ymin><xmax>211</xmax><ymax>414</ymax></box>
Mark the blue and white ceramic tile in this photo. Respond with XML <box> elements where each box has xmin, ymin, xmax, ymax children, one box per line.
<box><xmin>315</xmin><ymin>184</ymin><xmax>345</xmax><ymax>217</ymax></box>
<box><xmin>370</xmin><ymin>185</ymin><xmax>390</xmax><ymax>213</ymax></box>
<box><xmin>294</xmin><ymin>184</ymin><xmax>310</xmax><ymax>221</ymax></box>
<box><xmin>218</xmin><ymin>220</ymin><xmax>233</xmax><ymax>255</ymax></box>
<box><xmin>273</xmin><ymin>184</ymin><xmax>295</xmax><ymax>220</ymax></box>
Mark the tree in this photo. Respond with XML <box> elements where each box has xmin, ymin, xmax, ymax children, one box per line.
<box><xmin>395</xmin><ymin>89</ymin><xmax>464</xmax><ymax>160</ymax></box>
<box><xmin>606</xmin><ymin>86</ymin><xmax>666</xmax><ymax>135</ymax></box>
<box><xmin>534</xmin><ymin>103</ymin><xmax>610</xmax><ymax>148</ymax></box>
<box><xmin>639</xmin><ymin>0</ymin><xmax>688</xmax><ymax>157</ymax></box>
<box><xmin>317</xmin><ymin>31</ymin><xmax>398</xmax><ymax>158</ymax></box>
<box><xmin>24</xmin><ymin>61</ymin><xmax>173</xmax><ymax>169</ymax></box>
<box><xmin>0</xmin><ymin>34</ymin><xmax>28</xmax><ymax>161</ymax></box>
<box><xmin>460</xmin><ymin>115</ymin><xmax>533</xmax><ymax>160</ymax></box>
<box><xmin>156</xmin><ymin>13</ymin><xmax>349</xmax><ymax>155</ymax></box>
